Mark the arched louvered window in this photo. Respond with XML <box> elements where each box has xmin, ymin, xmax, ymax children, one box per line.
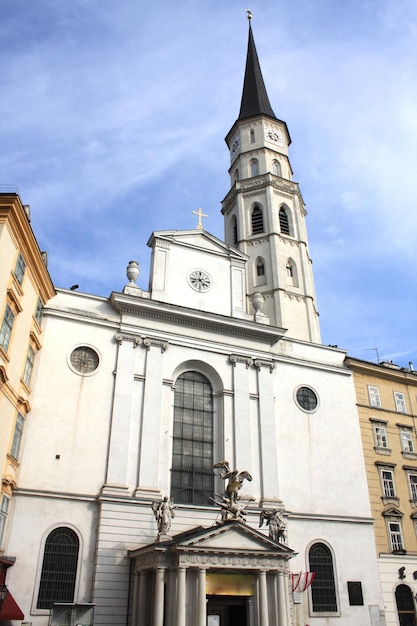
<box><xmin>231</xmin><ymin>216</ymin><xmax>238</xmax><ymax>247</ymax></box>
<box><xmin>250</xmin><ymin>129</ymin><xmax>255</xmax><ymax>143</ymax></box>
<box><xmin>37</xmin><ymin>527</ymin><xmax>79</xmax><ymax>610</ymax></box>
<box><xmin>309</xmin><ymin>543</ymin><xmax>337</xmax><ymax>613</ymax></box>
<box><xmin>250</xmin><ymin>159</ymin><xmax>259</xmax><ymax>177</ymax></box>
<box><xmin>171</xmin><ymin>371</ymin><xmax>214</xmax><ymax>505</ymax></box>
<box><xmin>272</xmin><ymin>159</ymin><xmax>282</xmax><ymax>176</ymax></box>
<box><xmin>395</xmin><ymin>584</ymin><xmax>417</xmax><ymax>626</ymax></box>
<box><xmin>251</xmin><ymin>206</ymin><xmax>264</xmax><ymax>235</ymax></box>
<box><xmin>279</xmin><ymin>207</ymin><xmax>290</xmax><ymax>235</ymax></box>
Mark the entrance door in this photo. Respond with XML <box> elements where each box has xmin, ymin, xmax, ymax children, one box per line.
<box><xmin>395</xmin><ymin>584</ymin><xmax>417</xmax><ymax>626</ymax></box>
<box><xmin>207</xmin><ymin>595</ymin><xmax>248</xmax><ymax>626</ymax></box>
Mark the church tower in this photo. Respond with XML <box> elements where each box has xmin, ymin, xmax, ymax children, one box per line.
<box><xmin>222</xmin><ymin>18</ymin><xmax>321</xmax><ymax>343</ymax></box>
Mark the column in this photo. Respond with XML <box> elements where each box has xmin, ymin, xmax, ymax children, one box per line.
<box><xmin>137</xmin><ymin>570</ymin><xmax>147</xmax><ymax>625</ymax></box>
<box><xmin>284</xmin><ymin>572</ymin><xmax>291</xmax><ymax>626</ymax></box>
<box><xmin>277</xmin><ymin>571</ymin><xmax>287</xmax><ymax>626</ymax></box>
<box><xmin>197</xmin><ymin>568</ymin><xmax>206</xmax><ymax>626</ymax></box>
<box><xmin>153</xmin><ymin>567</ymin><xmax>165</xmax><ymax>626</ymax></box>
<box><xmin>229</xmin><ymin>355</ymin><xmax>253</xmax><ymax>475</ymax></box>
<box><xmin>177</xmin><ymin>567</ymin><xmax>186</xmax><ymax>626</ymax></box>
<box><xmin>105</xmin><ymin>334</ymin><xmax>141</xmax><ymax>489</ymax></box>
<box><xmin>258</xmin><ymin>570</ymin><xmax>269</xmax><ymax>626</ymax></box>
<box><xmin>255</xmin><ymin>360</ymin><xmax>280</xmax><ymax>501</ymax></box>
<box><xmin>137</xmin><ymin>338</ymin><xmax>168</xmax><ymax>492</ymax></box>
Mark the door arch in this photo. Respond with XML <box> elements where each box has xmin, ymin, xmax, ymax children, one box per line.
<box><xmin>395</xmin><ymin>584</ymin><xmax>416</xmax><ymax>626</ymax></box>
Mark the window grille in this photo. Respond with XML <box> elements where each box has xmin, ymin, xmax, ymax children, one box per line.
<box><xmin>70</xmin><ymin>346</ymin><xmax>99</xmax><ymax>374</ymax></box>
<box><xmin>37</xmin><ymin>527</ymin><xmax>79</xmax><ymax>610</ymax></box>
<box><xmin>171</xmin><ymin>372</ymin><xmax>214</xmax><ymax>505</ymax></box>
<box><xmin>251</xmin><ymin>206</ymin><xmax>264</xmax><ymax>234</ymax></box>
<box><xmin>309</xmin><ymin>543</ymin><xmax>337</xmax><ymax>612</ymax></box>
<box><xmin>0</xmin><ymin>304</ymin><xmax>15</xmax><ymax>353</ymax></box>
<box><xmin>279</xmin><ymin>207</ymin><xmax>290</xmax><ymax>235</ymax></box>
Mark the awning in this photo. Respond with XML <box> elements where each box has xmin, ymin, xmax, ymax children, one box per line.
<box><xmin>0</xmin><ymin>589</ymin><xmax>24</xmax><ymax>621</ymax></box>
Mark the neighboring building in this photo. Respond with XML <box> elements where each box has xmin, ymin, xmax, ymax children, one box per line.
<box><xmin>0</xmin><ymin>190</ymin><xmax>55</xmax><ymax>621</ymax></box>
<box><xmin>346</xmin><ymin>356</ymin><xmax>417</xmax><ymax>626</ymax></box>
<box><xmin>3</xmin><ymin>22</ymin><xmax>385</xmax><ymax>626</ymax></box>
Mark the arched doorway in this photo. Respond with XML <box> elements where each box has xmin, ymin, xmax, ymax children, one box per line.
<box><xmin>395</xmin><ymin>584</ymin><xmax>417</xmax><ymax>626</ymax></box>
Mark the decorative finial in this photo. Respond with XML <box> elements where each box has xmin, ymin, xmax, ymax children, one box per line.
<box><xmin>245</xmin><ymin>9</ymin><xmax>253</xmax><ymax>20</ymax></box>
<box><xmin>192</xmin><ymin>207</ymin><xmax>208</xmax><ymax>229</ymax></box>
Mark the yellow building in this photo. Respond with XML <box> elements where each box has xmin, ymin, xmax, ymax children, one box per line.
<box><xmin>346</xmin><ymin>356</ymin><xmax>417</xmax><ymax>626</ymax></box>
<box><xmin>0</xmin><ymin>190</ymin><xmax>55</xmax><ymax>617</ymax></box>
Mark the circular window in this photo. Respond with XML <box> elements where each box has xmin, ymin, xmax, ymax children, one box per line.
<box><xmin>295</xmin><ymin>386</ymin><xmax>318</xmax><ymax>412</ymax></box>
<box><xmin>69</xmin><ymin>346</ymin><xmax>100</xmax><ymax>375</ymax></box>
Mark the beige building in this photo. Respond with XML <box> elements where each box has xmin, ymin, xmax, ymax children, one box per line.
<box><xmin>0</xmin><ymin>190</ymin><xmax>55</xmax><ymax>619</ymax></box>
<box><xmin>346</xmin><ymin>356</ymin><xmax>417</xmax><ymax>626</ymax></box>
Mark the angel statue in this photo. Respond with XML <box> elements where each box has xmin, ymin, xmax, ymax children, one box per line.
<box><xmin>213</xmin><ymin>460</ymin><xmax>253</xmax><ymax>504</ymax></box>
<box><xmin>259</xmin><ymin>509</ymin><xmax>287</xmax><ymax>544</ymax></box>
<box><xmin>210</xmin><ymin>494</ymin><xmax>253</xmax><ymax>523</ymax></box>
<box><xmin>152</xmin><ymin>496</ymin><xmax>175</xmax><ymax>539</ymax></box>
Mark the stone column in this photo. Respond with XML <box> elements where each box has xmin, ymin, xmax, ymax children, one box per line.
<box><xmin>153</xmin><ymin>567</ymin><xmax>165</xmax><ymax>626</ymax></box>
<box><xmin>255</xmin><ymin>359</ymin><xmax>280</xmax><ymax>502</ymax></box>
<box><xmin>197</xmin><ymin>568</ymin><xmax>206</xmax><ymax>626</ymax></box>
<box><xmin>284</xmin><ymin>572</ymin><xmax>291</xmax><ymax>626</ymax></box>
<box><xmin>277</xmin><ymin>571</ymin><xmax>287</xmax><ymax>626</ymax></box>
<box><xmin>137</xmin><ymin>338</ymin><xmax>168</xmax><ymax>493</ymax></box>
<box><xmin>105</xmin><ymin>334</ymin><xmax>141</xmax><ymax>490</ymax></box>
<box><xmin>229</xmin><ymin>355</ymin><xmax>253</xmax><ymax>477</ymax></box>
<box><xmin>177</xmin><ymin>567</ymin><xmax>186</xmax><ymax>626</ymax></box>
<box><xmin>258</xmin><ymin>570</ymin><xmax>269</xmax><ymax>626</ymax></box>
<box><xmin>137</xmin><ymin>570</ymin><xmax>147</xmax><ymax>625</ymax></box>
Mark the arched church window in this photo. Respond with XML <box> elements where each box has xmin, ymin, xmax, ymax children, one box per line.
<box><xmin>309</xmin><ymin>542</ymin><xmax>338</xmax><ymax>613</ymax></box>
<box><xmin>272</xmin><ymin>159</ymin><xmax>281</xmax><ymax>176</ymax></box>
<box><xmin>37</xmin><ymin>527</ymin><xmax>79</xmax><ymax>609</ymax></box>
<box><xmin>257</xmin><ymin>258</ymin><xmax>265</xmax><ymax>276</ymax></box>
<box><xmin>171</xmin><ymin>371</ymin><xmax>214</xmax><ymax>505</ymax></box>
<box><xmin>250</xmin><ymin>159</ymin><xmax>259</xmax><ymax>177</ymax></box>
<box><xmin>250</xmin><ymin>129</ymin><xmax>255</xmax><ymax>143</ymax></box>
<box><xmin>251</xmin><ymin>205</ymin><xmax>264</xmax><ymax>235</ymax></box>
<box><xmin>231</xmin><ymin>215</ymin><xmax>238</xmax><ymax>247</ymax></box>
<box><xmin>279</xmin><ymin>207</ymin><xmax>291</xmax><ymax>235</ymax></box>
<box><xmin>286</xmin><ymin>258</ymin><xmax>298</xmax><ymax>287</ymax></box>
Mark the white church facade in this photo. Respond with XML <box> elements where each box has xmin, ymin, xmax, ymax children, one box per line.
<box><xmin>2</xmin><ymin>19</ymin><xmax>385</xmax><ymax>626</ymax></box>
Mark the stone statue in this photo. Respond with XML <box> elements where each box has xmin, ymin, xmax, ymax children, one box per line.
<box><xmin>152</xmin><ymin>496</ymin><xmax>175</xmax><ymax>538</ymax></box>
<box><xmin>259</xmin><ymin>509</ymin><xmax>287</xmax><ymax>543</ymax></box>
<box><xmin>210</xmin><ymin>494</ymin><xmax>252</xmax><ymax>522</ymax></box>
<box><xmin>213</xmin><ymin>460</ymin><xmax>252</xmax><ymax>504</ymax></box>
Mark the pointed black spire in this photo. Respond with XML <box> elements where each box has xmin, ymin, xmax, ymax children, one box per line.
<box><xmin>239</xmin><ymin>22</ymin><xmax>276</xmax><ymax>121</ymax></box>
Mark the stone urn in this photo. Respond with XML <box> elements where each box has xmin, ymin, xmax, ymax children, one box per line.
<box><xmin>126</xmin><ymin>260</ymin><xmax>140</xmax><ymax>285</ymax></box>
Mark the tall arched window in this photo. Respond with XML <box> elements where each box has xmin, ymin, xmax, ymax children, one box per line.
<box><xmin>279</xmin><ymin>207</ymin><xmax>291</xmax><ymax>235</ymax></box>
<box><xmin>251</xmin><ymin>205</ymin><xmax>264</xmax><ymax>234</ymax></box>
<box><xmin>309</xmin><ymin>542</ymin><xmax>337</xmax><ymax>613</ymax></box>
<box><xmin>395</xmin><ymin>584</ymin><xmax>417</xmax><ymax>626</ymax></box>
<box><xmin>171</xmin><ymin>371</ymin><xmax>214</xmax><ymax>505</ymax></box>
<box><xmin>250</xmin><ymin>129</ymin><xmax>255</xmax><ymax>143</ymax></box>
<box><xmin>256</xmin><ymin>258</ymin><xmax>265</xmax><ymax>277</ymax></box>
<box><xmin>37</xmin><ymin>527</ymin><xmax>79</xmax><ymax>609</ymax></box>
<box><xmin>231</xmin><ymin>215</ymin><xmax>238</xmax><ymax>247</ymax></box>
<box><xmin>272</xmin><ymin>159</ymin><xmax>282</xmax><ymax>177</ymax></box>
<box><xmin>250</xmin><ymin>159</ymin><xmax>259</xmax><ymax>177</ymax></box>
<box><xmin>286</xmin><ymin>258</ymin><xmax>298</xmax><ymax>287</ymax></box>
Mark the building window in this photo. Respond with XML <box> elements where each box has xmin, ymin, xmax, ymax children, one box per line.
<box><xmin>279</xmin><ymin>207</ymin><xmax>290</xmax><ymax>235</ymax></box>
<box><xmin>234</xmin><ymin>168</ymin><xmax>239</xmax><ymax>181</ymax></box>
<box><xmin>395</xmin><ymin>585</ymin><xmax>416</xmax><ymax>625</ymax></box>
<box><xmin>373</xmin><ymin>423</ymin><xmax>389</xmax><ymax>450</ymax></box>
<box><xmin>368</xmin><ymin>385</ymin><xmax>382</xmax><ymax>408</ymax></box>
<box><xmin>394</xmin><ymin>392</ymin><xmax>407</xmax><ymax>414</ymax></box>
<box><xmin>251</xmin><ymin>206</ymin><xmax>264</xmax><ymax>234</ymax></box>
<box><xmin>10</xmin><ymin>412</ymin><xmax>25</xmax><ymax>461</ymax></box>
<box><xmin>347</xmin><ymin>581</ymin><xmax>364</xmax><ymax>606</ymax></box>
<box><xmin>69</xmin><ymin>346</ymin><xmax>100</xmax><ymax>375</ymax></box>
<box><xmin>37</xmin><ymin>527</ymin><xmax>79</xmax><ymax>610</ymax></box>
<box><xmin>34</xmin><ymin>297</ymin><xmax>43</xmax><ymax>325</ymax></box>
<box><xmin>0</xmin><ymin>495</ymin><xmax>10</xmax><ymax>546</ymax></box>
<box><xmin>171</xmin><ymin>371</ymin><xmax>214</xmax><ymax>505</ymax></box>
<box><xmin>272</xmin><ymin>159</ymin><xmax>281</xmax><ymax>176</ymax></box>
<box><xmin>400</xmin><ymin>429</ymin><xmax>414</xmax><ymax>453</ymax></box>
<box><xmin>14</xmin><ymin>252</ymin><xmax>26</xmax><ymax>286</ymax></box>
<box><xmin>256</xmin><ymin>258</ymin><xmax>265</xmax><ymax>277</ymax></box>
<box><xmin>408</xmin><ymin>474</ymin><xmax>417</xmax><ymax>501</ymax></box>
<box><xmin>0</xmin><ymin>304</ymin><xmax>15</xmax><ymax>353</ymax></box>
<box><xmin>295</xmin><ymin>386</ymin><xmax>318</xmax><ymax>413</ymax></box>
<box><xmin>388</xmin><ymin>521</ymin><xmax>404</xmax><ymax>552</ymax></box>
<box><xmin>23</xmin><ymin>345</ymin><xmax>35</xmax><ymax>387</ymax></box>
<box><xmin>380</xmin><ymin>468</ymin><xmax>396</xmax><ymax>498</ymax></box>
<box><xmin>231</xmin><ymin>216</ymin><xmax>238</xmax><ymax>247</ymax></box>
<box><xmin>250</xmin><ymin>159</ymin><xmax>259</xmax><ymax>177</ymax></box>
<box><xmin>309</xmin><ymin>543</ymin><xmax>338</xmax><ymax>613</ymax></box>
<box><xmin>249</xmin><ymin>129</ymin><xmax>255</xmax><ymax>143</ymax></box>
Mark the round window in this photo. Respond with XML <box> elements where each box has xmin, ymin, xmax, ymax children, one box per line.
<box><xmin>295</xmin><ymin>386</ymin><xmax>318</xmax><ymax>412</ymax></box>
<box><xmin>69</xmin><ymin>346</ymin><xmax>100</xmax><ymax>374</ymax></box>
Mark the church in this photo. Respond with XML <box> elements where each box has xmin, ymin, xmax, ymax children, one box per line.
<box><xmin>1</xmin><ymin>17</ymin><xmax>385</xmax><ymax>626</ymax></box>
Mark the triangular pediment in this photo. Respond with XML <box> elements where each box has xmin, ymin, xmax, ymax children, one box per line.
<box><xmin>148</xmin><ymin>229</ymin><xmax>248</xmax><ymax>262</ymax></box>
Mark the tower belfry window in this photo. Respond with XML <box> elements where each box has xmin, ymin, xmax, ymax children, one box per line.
<box><xmin>231</xmin><ymin>215</ymin><xmax>238</xmax><ymax>247</ymax></box>
<box><xmin>279</xmin><ymin>207</ymin><xmax>290</xmax><ymax>235</ymax></box>
<box><xmin>250</xmin><ymin>159</ymin><xmax>259</xmax><ymax>177</ymax></box>
<box><xmin>251</xmin><ymin>206</ymin><xmax>264</xmax><ymax>234</ymax></box>
<box><xmin>250</xmin><ymin>129</ymin><xmax>255</xmax><ymax>143</ymax></box>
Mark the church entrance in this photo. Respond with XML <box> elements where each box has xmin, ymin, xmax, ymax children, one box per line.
<box><xmin>207</xmin><ymin>595</ymin><xmax>248</xmax><ymax>626</ymax></box>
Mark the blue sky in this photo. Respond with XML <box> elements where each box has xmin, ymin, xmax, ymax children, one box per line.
<box><xmin>2</xmin><ymin>0</ymin><xmax>417</xmax><ymax>366</ymax></box>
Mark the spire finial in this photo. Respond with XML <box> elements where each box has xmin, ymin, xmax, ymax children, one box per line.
<box><xmin>245</xmin><ymin>9</ymin><xmax>253</xmax><ymax>21</ymax></box>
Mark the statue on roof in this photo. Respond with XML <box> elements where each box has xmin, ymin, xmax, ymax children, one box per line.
<box><xmin>152</xmin><ymin>496</ymin><xmax>175</xmax><ymax>539</ymax></box>
<box><xmin>259</xmin><ymin>509</ymin><xmax>287</xmax><ymax>544</ymax></box>
<box><xmin>212</xmin><ymin>461</ymin><xmax>253</xmax><ymax>522</ymax></box>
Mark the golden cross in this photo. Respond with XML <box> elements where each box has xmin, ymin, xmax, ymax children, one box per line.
<box><xmin>193</xmin><ymin>207</ymin><xmax>208</xmax><ymax>229</ymax></box>
<box><xmin>245</xmin><ymin>9</ymin><xmax>253</xmax><ymax>20</ymax></box>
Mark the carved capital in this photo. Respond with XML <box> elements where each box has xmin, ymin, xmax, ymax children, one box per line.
<box><xmin>254</xmin><ymin>359</ymin><xmax>276</xmax><ymax>373</ymax></box>
<box><xmin>229</xmin><ymin>354</ymin><xmax>253</xmax><ymax>369</ymax></box>
<box><xmin>143</xmin><ymin>338</ymin><xmax>169</xmax><ymax>353</ymax></box>
<box><xmin>115</xmin><ymin>333</ymin><xmax>142</xmax><ymax>347</ymax></box>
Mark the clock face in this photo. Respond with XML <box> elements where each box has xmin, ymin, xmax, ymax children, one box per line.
<box><xmin>188</xmin><ymin>270</ymin><xmax>212</xmax><ymax>292</ymax></box>
<box><xmin>230</xmin><ymin>134</ymin><xmax>240</xmax><ymax>154</ymax></box>
<box><xmin>265</xmin><ymin>128</ymin><xmax>284</xmax><ymax>147</ymax></box>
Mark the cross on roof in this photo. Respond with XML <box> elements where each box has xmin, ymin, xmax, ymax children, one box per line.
<box><xmin>193</xmin><ymin>208</ymin><xmax>208</xmax><ymax>229</ymax></box>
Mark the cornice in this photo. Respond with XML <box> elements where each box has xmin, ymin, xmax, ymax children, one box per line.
<box><xmin>110</xmin><ymin>293</ymin><xmax>285</xmax><ymax>346</ymax></box>
<box><xmin>346</xmin><ymin>357</ymin><xmax>417</xmax><ymax>386</ymax></box>
<box><xmin>221</xmin><ymin>174</ymin><xmax>303</xmax><ymax>214</ymax></box>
